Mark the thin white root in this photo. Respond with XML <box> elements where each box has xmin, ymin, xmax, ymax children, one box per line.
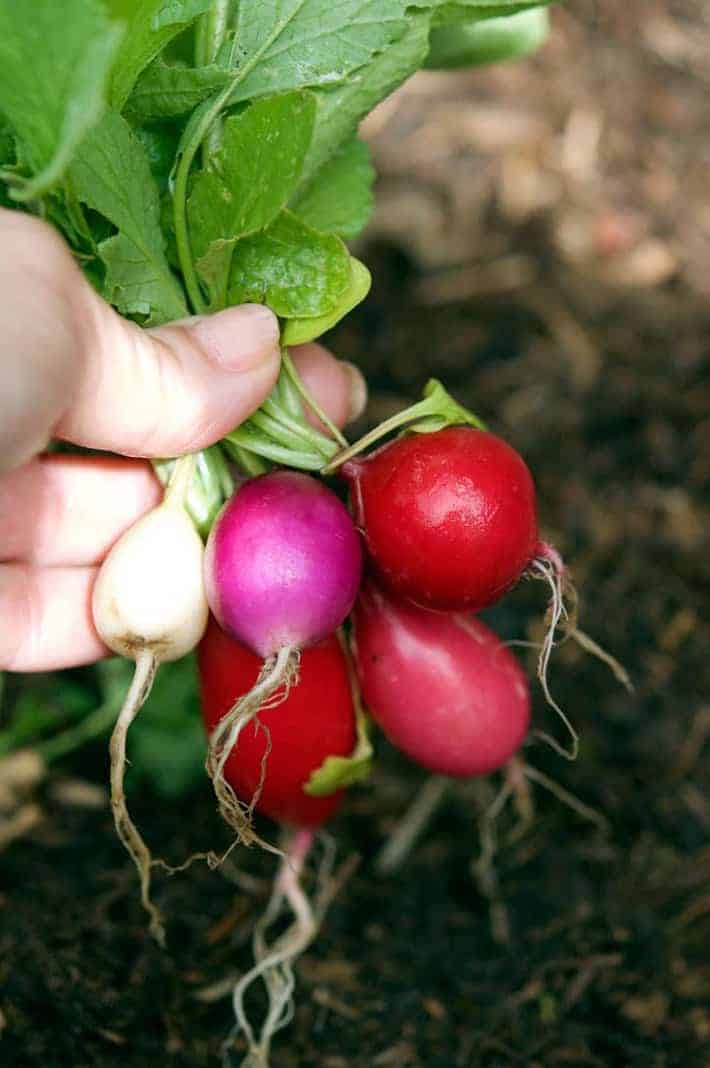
<box><xmin>530</xmin><ymin>542</ymin><xmax>633</xmax><ymax>761</ymax></box>
<box><xmin>207</xmin><ymin>647</ymin><xmax>299</xmax><ymax>846</ymax></box>
<box><xmin>469</xmin><ymin>756</ymin><xmax>607</xmax><ymax>944</ymax></box>
<box><xmin>375</xmin><ymin>775</ymin><xmax>451</xmax><ymax>875</ymax></box>
<box><xmin>108</xmin><ymin>650</ymin><xmax>164</xmax><ymax>945</ymax></box>
<box><xmin>505</xmin><ymin>753</ymin><xmax>535</xmax><ymax>836</ymax></box>
<box><xmin>522</xmin><ymin>763</ymin><xmax>609</xmax><ymax>833</ymax></box>
<box><xmin>567</xmin><ymin>626</ymin><xmax>633</xmax><ymax>692</ymax></box>
<box><xmin>529</xmin><ymin>554</ymin><xmax>579</xmax><ymax>761</ymax></box>
<box><xmin>471</xmin><ymin>777</ymin><xmax>515</xmax><ymax>945</ymax></box>
<box><xmin>227</xmin><ymin>829</ymin><xmax>317</xmax><ymax>1068</ymax></box>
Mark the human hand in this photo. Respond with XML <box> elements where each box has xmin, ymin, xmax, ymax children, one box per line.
<box><xmin>0</xmin><ymin>209</ymin><xmax>367</xmax><ymax>672</ymax></box>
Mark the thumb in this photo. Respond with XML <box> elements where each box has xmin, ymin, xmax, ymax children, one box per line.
<box><xmin>0</xmin><ymin>209</ymin><xmax>281</xmax><ymax>467</ymax></box>
<box><xmin>63</xmin><ymin>301</ymin><xmax>282</xmax><ymax>458</ymax></box>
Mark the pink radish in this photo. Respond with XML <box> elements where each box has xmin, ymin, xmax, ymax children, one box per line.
<box><xmin>202</xmin><ymin>470</ymin><xmax>362</xmax><ymax>837</ymax></box>
<box><xmin>352</xmin><ymin>582</ymin><xmax>530</xmax><ymax>777</ymax></box>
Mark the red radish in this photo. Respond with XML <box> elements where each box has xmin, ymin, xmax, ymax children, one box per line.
<box><xmin>352</xmin><ymin>582</ymin><xmax>530</xmax><ymax>777</ymax></box>
<box><xmin>343</xmin><ymin>426</ymin><xmax>539</xmax><ymax>613</ymax></box>
<box><xmin>198</xmin><ymin>617</ymin><xmax>356</xmax><ymax>828</ymax></box>
<box><xmin>197</xmin><ymin>619</ymin><xmax>354</xmax><ymax>1059</ymax></box>
<box><xmin>198</xmin><ymin>621</ymin><xmax>357</xmax><ymax>1064</ymax></box>
<box><xmin>344</xmin><ymin>427</ymin><xmax>630</xmax><ymax>761</ymax></box>
<box><xmin>202</xmin><ymin>470</ymin><xmax>362</xmax><ymax>835</ymax></box>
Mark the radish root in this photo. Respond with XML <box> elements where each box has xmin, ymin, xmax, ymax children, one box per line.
<box><xmin>230</xmin><ymin>829</ymin><xmax>315</xmax><ymax>1068</ymax></box>
<box><xmin>522</xmin><ymin>762</ymin><xmax>608</xmax><ymax>832</ymax></box>
<box><xmin>224</xmin><ymin>829</ymin><xmax>355</xmax><ymax>1068</ymax></box>
<box><xmin>530</xmin><ymin>542</ymin><xmax>632</xmax><ymax>760</ymax></box>
<box><xmin>108</xmin><ymin>649</ymin><xmax>163</xmax><ymax>944</ymax></box>
<box><xmin>207</xmin><ymin>647</ymin><xmax>299</xmax><ymax>846</ymax></box>
<box><xmin>472</xmin><ymin>755</ymin><xmax>607</xmax><ymax>942</ymax></box>
<box><xmin>375</xmin><ymin>774</ymin><xmax>451</xmax><ymax>875</ymax></box>
<box><xmin>472</xmin><ymin>775</ymin><xmax>515</xmax><ymax>945</ymax></box>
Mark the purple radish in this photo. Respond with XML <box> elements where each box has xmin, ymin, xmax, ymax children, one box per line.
<box><xmin>203</xmin><ymin>470</ymin><xmax>362</xmax><ymax>836</ymax></box>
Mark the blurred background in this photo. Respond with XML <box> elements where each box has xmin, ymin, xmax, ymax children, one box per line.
<box><xmin>1</xmin><ymin>2</ymin><xmax>709</xmax><ymax>1065</ymax></box>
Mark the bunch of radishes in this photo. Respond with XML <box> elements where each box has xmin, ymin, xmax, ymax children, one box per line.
<box><xmin>196</xmin><ymin>419</ymin><xmax>547</xmax><ymax>835</ymax></box>
<box><xmin>92</xmin><ymin>371</ymin><xmax>627</xmax><ymax>1065</ymax></box>
<box><xmin>95</xmin><ymin>395</ymin><xmax>542</xmax><ymax>857</ymax></box>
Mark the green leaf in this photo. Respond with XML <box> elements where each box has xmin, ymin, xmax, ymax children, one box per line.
<box><xmin>228</xmin><ymin>0</ymin><xmax>410</xmax><ymax>104</ymax></box>
<box><xmin>98</xmin><ymin>231</ymin><xmax>173</xmax><ymax>320</ymax></box>
<box><xmin>107</xmin><ymin>0</ymin><xmax>213</xmax><ymax>111</ymax></box>
<box><xmin>0</xmin><ymin>119</ymin><xmax>14</xmax><ymax>204</ymax></box>
<box><xmin>189</xmin><ymin>92</ymin><xmax>316</xmax><ymax>305</ymax></box>
<box><xmin>127</xmin><ymin>654</ymin><xmax>206</xmax><ymax>799</ymax></box>
<box><xmin>170</xmin><ymin>1</ymin><xmax>410</xmax><ymax>314</ymax></box>
<box><xmin>227</xmin><ymin>210</ymin><xmax>350</xmax><ymax>318</ymax></box>
<box><xmin>0</xmin><ymin>116</ymin><xmax>15</xmax><ymax>167</ymax></box>
<box><xmin>0</xmin><ymin>0</ymin><xmax>123</xmax><ymax>201</ymax></box>
<box><xmin>125</xmin><ymin>61</ymin><xmax>230</xmax><ymax>123</ymax></box>
<box><xmin>133</xmin><ymin>122</ymin><xmax>182</xmax><ymax>192</ymax></box>
<box><xmin>282</xmin><ymin>256</ymin><xmax>371</xmax><ymax>345</ymax></box>
<box><xmin>292</xmin><ymin>136</ymin><xmax>374</xmax><ymax>241</ymax></box>
<box><xmin>70</xmin><ymin>110</ymin><xmax>187</xmax><ymax>324</ymax></box>
<box><xmin>304</xmin><ymin>704</ymin><xmax>373</xmax><ymax>797</ymax></box>
<box><xmin>426</xmin><ymin>7</ymin><xmax>549</xmax><ymax>67</ymax></box>
<box><xmin>191</xmin><ymin>93</ymin><xmax>316</xmax><ymax>251</ymax></box>
<box><xmin>298</xmin><ymin>14</ymin><xmax>431</xmax><ymax>189</ymax></box>
<box><xmin>0</xmin><ymin>673</ymin><xmax>97</xmax><ymax>756</ymax></box>
<box><xmin>152</xmin><ymin>0</ymin><xmax>213</xmax><ymax>29</ymax></box>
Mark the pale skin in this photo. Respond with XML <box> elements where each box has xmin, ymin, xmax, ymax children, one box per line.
<box><xmin>0</xmin><ymin>208</ymin><xmax>368</xmax><ymax>672</ymax></box>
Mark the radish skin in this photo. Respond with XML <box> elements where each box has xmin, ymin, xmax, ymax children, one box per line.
<box><xmin>343</xmin><ymin>427</ymin><xmax>538</xmax><ymax>614</ymax></box>
<box><xmin>198</xmin><ymin>620</ymin><xmax>356</xmax><ymax>829</ymax></box>
<box><xmin>93</xmin><ymin>497</ymin><xmax>208</xmax><ymax>663</ymax></box>
<box><xmin>202</xmin><ymin>471</ymin><xmax>361</xmax><ymax>838</ymax></box>
<box><xmin>92</xmin><ymin>455</ymin><xmax>208</xmax><ymax>942</ymax></box>
<box><xmin>345</xmin><ymin>429</ymin><xmax>629</xmax><ymax>757</ymax></box>
<box><xmin>352</xmin><ymin>583</ymin><xmax>530</xmax><ymax>777</ymax></box>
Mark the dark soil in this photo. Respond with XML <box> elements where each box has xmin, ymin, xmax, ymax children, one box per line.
<box><xmin>2</xmin><ymin>3</ymin><xmax>709</xmax><ymax>1065</ymax></box>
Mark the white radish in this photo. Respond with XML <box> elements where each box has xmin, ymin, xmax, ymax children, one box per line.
<box><xmin>92</xmin><ymin>455</ymin><xmax>208</xmax><ymax>944</ymax></box>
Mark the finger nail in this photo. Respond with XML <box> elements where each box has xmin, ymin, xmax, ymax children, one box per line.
<box><xmin>191</xmin><ymin>304</ymin><xmax>280</xmax><ymax>372</ymax></box>
<box><xmin>343</xmin><ymin>361</ymin><xmax>368</xmax><ymax>423</ymax></box>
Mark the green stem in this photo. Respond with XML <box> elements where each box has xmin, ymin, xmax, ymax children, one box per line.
<box><xmin>274</xmin><ymin>369</ymin><xmax>305</xmax><ymax>419</ymax></box>
<box><xmin>249</xmin><ymin>408</ymin><xmax>333</xmax><ymax>459</ymax></box>
<box><xmin>173</xmin><ymin>102</ymin><xmax>213</xmax><ymax>314</ymax></box>
<box><xmin>321</xmin><ymin>379</ymin><xmax>485</xmax><ymax>474</ymax></box>
<box><xmin>153</xmin><ymin>448</ymin><xmax>231</xmax><ymax>536</ymax></box>
<box><xmin>260</xmin><ymin>398</ymin><xmax>338</xmax><ymax>458</ymax></box>
<box><xmin>173</xmin><ymin>18</ymin><xmax>287</xmax><ymax>316</ymax></box>
<box><xmin>194</xmin><ymin>10</ymin><xmax>209</xmax><ymax>66</ymax></box>
<box><xmin>198</xmin><ymin>0</ymin><xmax>232</xmax><ymax>164</ymax></box>
<box><xmin>224</xmin><ymin>429</ymin><xmax>325</xmax><ymax>471</ymax></box>
<box><xmin>203</xmin><ymin>0</ymin><xmax>231</xmax><ymax>64</ymax></box>
<box><xmin>282</xmin><ymin>350</ymin><xmax>348</xmax><ymax>449</ymax></box>
<box><xmin>211</xmin><ymin>444</ymin><xmax>236</xmax><ymax>498</ymax></box>
<box><xmin>323</xmin><ymin>402</ymin><xmax>433</xmax><ymax>472</ymax></box>
<box><xmin>227</xmin><ymin>444</ymin><xmax>271</xmax><ymax>478</ymax></box>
